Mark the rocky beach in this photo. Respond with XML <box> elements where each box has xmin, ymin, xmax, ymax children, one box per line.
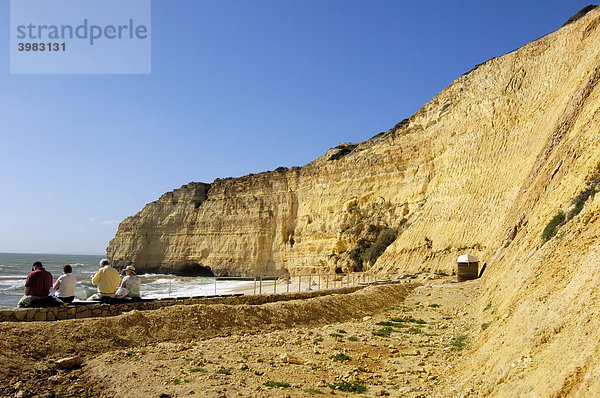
<box><xmin>0</xmin><ymin>275</ymin><xmax>484</xmax><ymax>397</ymax></box>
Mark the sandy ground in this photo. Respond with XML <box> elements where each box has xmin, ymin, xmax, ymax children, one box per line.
<box><xmin>0</xmin><ymin>275</ymin><xmax>479</xmax><ymax>398</ymax></box>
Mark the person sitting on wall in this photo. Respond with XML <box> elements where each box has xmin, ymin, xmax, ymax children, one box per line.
<box><xmin>53</xmin><ymin>264</ymin><xmax>77</xmax><ymax>304</ymax></box>
<box><xmin>115</xmin><ymin>265</ymin><xmax>142</xmax><ymax>301</ymax></box>
<box><xmin>87</xmin><ymin>259</ymin><xmax>120</xmax><ymax>301</ymax></box>
<box><xmin>18</xmin><ymin>262</ymin><xmax>63</xmax><ymax>308</ymax></box>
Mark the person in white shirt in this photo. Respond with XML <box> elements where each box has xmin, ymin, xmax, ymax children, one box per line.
<box><xmin>53</xmin><ymin>264</ymin><xmax>77</xmax><ymax>303</ymax></box>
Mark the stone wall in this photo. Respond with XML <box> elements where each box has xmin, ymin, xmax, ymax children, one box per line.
<box><xmin>0</xmin><ymin>286</ymin><xmax>365</xmax><ymax>322</ymax></box>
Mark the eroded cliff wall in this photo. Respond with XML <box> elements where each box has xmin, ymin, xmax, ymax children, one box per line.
<box><xmin>109</xmin><ymin>6</ymin><xmax>600</xmax><ymax>282</ymax></box>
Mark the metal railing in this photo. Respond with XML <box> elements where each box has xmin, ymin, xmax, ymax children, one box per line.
<box><xmin>0</xmin><ymin>272</ymin><xmax>395</xmax><ymax>299</ymax></box>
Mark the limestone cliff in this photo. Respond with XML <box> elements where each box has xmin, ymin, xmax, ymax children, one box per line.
<box><xmin>109</xmin><ymin>6</ymin><xmax>600</xmax><ymax>281</ymax></box>
<box><xmin>107</xmin><ymin>6</ymin><xmax>600</xmax><ymax>393</ymax></box>
<box><xmin>108</xmin><ymin>3</ymin><xmax>596</xmax><ymax>279</ymax></box>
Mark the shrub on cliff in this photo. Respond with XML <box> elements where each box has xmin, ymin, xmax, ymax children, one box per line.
<box><xmin>362</xmin><ymin>227</ymin><xmax>398</xmax><ymax>265</ymax></box>
<box><xmin>542</xmin><ymin>210</ymin><xmax>565</xmax><ymax>243</ymax></box>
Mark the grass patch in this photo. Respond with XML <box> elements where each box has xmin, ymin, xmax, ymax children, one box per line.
<box><xmin>406</xmin><ymin>327</ymin><xmax>423</xmax><ymax>334</ymax></box>
<box><xmin>216</xmin><ymin>368</ymin><xmax>232</xmax><ymax>375</ymax></box>
<box><xmin>265</xmin><ymin>380</ymin><xmax>291</xmax><ymax>388</ymax></box>
<box><xmin>330</xmin><ymin>353</ymin><xmax>351</xmax><ymax>362</ymax></box>
<box><xmin>314</xmin><ymin>337</ymin><xmax>324</xmax><ymax>342</ymax></box>
<box><xmin>390</xmin><ymin>316</ymin><xmax>426</xmax><ymax>324</ymax></box>
<box><xmin>429</xmin><ymin>304</ymin><xmax>441</xmax><ymax>308</ymax></box>
<box><xmin>329</xmin><ymin>333</ymin><xmax>344</xmax><ymax>339</ymax></box>
<box><xmin>172</xmin><ymin>378</ymin><xmax>181</xmax><ymax>385</ymax></box>
<box><xmin>336</xmin><ymin>329</ymin><xmax>347</xmax><ymax>334</ymax></box>
<box><xmin>450</xmin><ymin>335</ymin><xmax>468</xmax><ymax>351</ymax></box>
<box><xmin>348</xmin><ymin>336</ymin><xmax>359</xmax><ymax>342</ymax></box>
<box><xmin>304</xmin><ymin>387</ymin><xmax>325</xmax><ymax>395</ymax></box>
<box><xmin>483</xmin><ymin>302</ymin><xmax>492</xmax><ymax>311</ymax></box>
<box><xmin>377</xmin><ymin>320</ymin><xmax>409</xmax><ymax>328</ymax></box>
<box><xmin>328</xmin><ymin>380</ymin><xmax>367</xmax><ymax>394</ymax></box>
<box><xmin>372</xmin><ymin>327</ymin><xmax>393</xmax><ymax>337</ymax></box>
<box><xmin>112</xmin><ymin>336</ymin><xmax>124</xmax><ymax>344</ymax></box>
<box><xmin>481</xmin><ymin>322</ymin><xmax>491</xmax><ymax>330</ymax></box>
<box><xmin>189</xmin><ymin>367</ymin><xmax>207</xmax><ymax>373</ymax></box>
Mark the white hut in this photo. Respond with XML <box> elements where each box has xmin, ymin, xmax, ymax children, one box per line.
<box><xmin>457</xmin><ymin>254</ymin><xmax>479</xmax><ymax>282</ymax></box>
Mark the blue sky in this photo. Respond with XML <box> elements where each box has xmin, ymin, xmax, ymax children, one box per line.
<box><xmin>0</xmin><ymin>1</ymin><xmax>593</xmax><ymax>254</ymax></box>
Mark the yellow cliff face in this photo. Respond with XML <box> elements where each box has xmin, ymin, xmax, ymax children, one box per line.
<box><xmin>109</xmin><ymin>7</ymin><xmax>600</xmax><ymax>282</ymax></box>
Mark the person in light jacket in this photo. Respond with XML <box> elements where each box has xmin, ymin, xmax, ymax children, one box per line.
<box><xmin>87</xmin><ymin>259</ymin><xmax>120</xmax><ymax>301</ymax></box>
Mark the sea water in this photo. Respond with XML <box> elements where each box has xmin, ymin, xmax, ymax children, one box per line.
<box><xmin>0</xmin><ymin>253</ymin><xmax>254</xmax><ymax>309</ymax></box>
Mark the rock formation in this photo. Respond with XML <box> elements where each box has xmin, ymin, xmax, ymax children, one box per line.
<box><xmin>109</xmin><ymin>6</ymin><xmax>600</xmax><ymax>281</ymax></box>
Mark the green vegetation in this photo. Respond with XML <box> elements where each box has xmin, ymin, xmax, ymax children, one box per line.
<box><xmin>347</xmin><ymin>336</ymin><xmax>359</xmax><ymax>342</ymax></box>
<box><xmin>328</xmin><ymin>144</ymin><xmax>359</xmax><ymax>161</ymax></box>
<box><xmin>330</xmin><ymin>353</ymin><xmax>351</xmax><ymax>362</ymax></box>
<box><xmin>265</xmin><ymin>381</ymin><xmax>291</xmax><ymax>388</ymax></box>
<box><xmin>481</xmin><ymin>322</ymin><xmax>491</xmax><ymax>330</ymax></box>
<box><xmin>112</xmin><ymin>336</ymin><xmax>124</xmax><ymax>344</ymax></box>
<box><xmin>569</xmin><ymin>184</ymin><xmax>598</xmax><ymax>219</ymax></box>
<box><xmin>450</xmin><ymin>335</ymin><xmax>469</xmax><ymax>351</ymax></box>
<box><xmin>336</xmin><ymin>329</ymin><xmax>347</xmax><ymax>334</ymax></box>
<box><xmin>376</xmin><ymin>320</ymin><xmax>408</xmax><ymax>328</ymax></box>
<box><xmin>542</xmin><ymin>165</ymin><xmax>600</xmax><ymax>243</ymax></box>
<box><xmin>172</xmin><ymin>378</ymin><xmax>181</xmax><ymax>385</ymax></box>
<box><xmin>406</xmin><ymin>327</ymin><xmax>423</xmax><ymax>334</ymax></box>
<box><xmin>390</xmin><ymin>316</ymin><xmax>426</xmax><ymax>324</ymax></box>
<box><xmin>393</xmin><ymin>118</ymin><xmax>410</xmax><ymax>132</ymax></box>
<box><xmin>362</xmin><ymin>227</ymin><xmax>398</xmax><ymax>265</ymax></box>
<box><xmin>372</xmin><ymin>327</ymin><xmax>393</xmax><ymax>337</ymax></box>
<box><xmin>429</xmin><ymin>304</ymin><xmax>441</xmax><ymax>308</ymax></box>
<box><xmin>216</xmin><ymin>368</ymin><xmax>232</xmax><ymax>375</ymax></box>
<box><xmin>189</xmin><ymin>367</ymin><xmax>207</xmax><ymax>373</ymax></box>
<box><xmin>483</xmin><ymin>302</ymin><xmax>492</xmax><ymax>311</ymax></box>
<box><xmin>329</xmin><ymin>333</ymin><xmax>344</xmax><ymax>339</ymax></box>
<box><xmin>349</xmin><ymin>226</ymin><xmax>399</xmax><ymax>270</ymax></box>
<box><xmin>542</xmin><ymin>210</ymin><xmax>565</xmax><ymax>242</ymax></box>
<box><xmin>328</xmin><ymin>380</ymin><xmax>367</xmax><ymax>394</ymax></box>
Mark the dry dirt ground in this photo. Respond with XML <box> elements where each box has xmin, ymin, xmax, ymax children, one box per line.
<box><xmin>0</xmin><ymin>275</ymin><xmax>480</xmax><ymax>398</ymax></box>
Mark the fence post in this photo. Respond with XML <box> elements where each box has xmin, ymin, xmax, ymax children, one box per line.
<box><xmin>326</xmin><ymin>274</ymin><xmax>329</xmax><ymax>289</ymax></box>
<box><xmin>274</xmin><ymin>278</ymin><xmax>277</xmax><ymax>295</ymax></box>
<box><xmin>308</xmin><ymin>275</ymin><xmax>312</xmax><ymax>291</ymax></box>
<box><xmin>214</xmin><ymin>277</ymin><xmax>217</xmax><ymax>295</ymax></box>
<box><xmin>254</xmin><ymin>277</ymin><xmax>257</xmax><ymax>295</ymax></box>
<box><xmin>318</xmin><ymin>274</ymin><xmax>321</xmax><ymax>291</ymax></box>
<box><xmin>298</xmin><ymin>275</ymin><xmax>301</xmax><ymax>292</ymax></box>
<box><xmin>287</xmin><ymin>278</ymin><xmax>290</xmax><ymax>293</ymax></box>
<box><xmin>259</xmin><ymin>277</ymin><xmax>262</xmax><ymax>295</ymax></box>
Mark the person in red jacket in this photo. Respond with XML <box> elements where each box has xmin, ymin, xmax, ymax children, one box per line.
<box><xmin>17</xmin><ymin>261</ymin><xmax>63</xmax><ymax>308</ymax></box>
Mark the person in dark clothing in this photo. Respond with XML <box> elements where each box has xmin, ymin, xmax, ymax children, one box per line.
<box><xmin>17</xmin><ymin>262</ymin><xmax>63</xmax><ymax>308</ymax></box>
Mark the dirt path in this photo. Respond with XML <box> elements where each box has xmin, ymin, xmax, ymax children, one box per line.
<box><xmin>2</xmin><ymin>276</ymin><xmax>480</xmax><ymax>398</ymax></box>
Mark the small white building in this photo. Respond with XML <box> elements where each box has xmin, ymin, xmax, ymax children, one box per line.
<box><xmin>457</xmin><ymin>254</ymin><xmax>479</xmax><ymax>282</ymax></box>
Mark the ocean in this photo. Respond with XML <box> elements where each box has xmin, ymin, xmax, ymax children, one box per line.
<box><xmin>0</xmin><ymin>253</ymin><xmax>254</xmax><ymax>309</ymax></box>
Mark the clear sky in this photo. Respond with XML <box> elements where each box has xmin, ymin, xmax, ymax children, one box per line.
<box><xmin>0</xmin><ymin>1</ymin><xmax>593</xmax><ymax>254</ymax></box>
